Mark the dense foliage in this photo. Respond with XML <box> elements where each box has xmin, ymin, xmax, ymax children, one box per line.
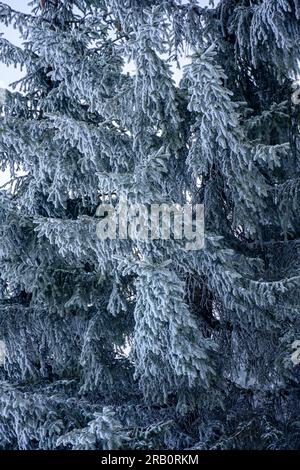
<box><xmin>1</xmin><ymin>0</ymin><xmax>300</xmax><ymax>450</ymax></box>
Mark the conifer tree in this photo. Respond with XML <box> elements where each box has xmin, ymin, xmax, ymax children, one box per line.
<box><xmin>0</xmin><ymin>0</ymin><xmax>300</xmax><ymax>450</ymax></box>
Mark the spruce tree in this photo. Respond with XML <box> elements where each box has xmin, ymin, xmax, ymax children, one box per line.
<box><xmin>0</xmin><ymin>0</ymin><xmax>300</xmax><ymax>450</ymax></box>
<box><xmin>183</xmin><ymin>0</ymin><xmax>300</xmax><ymax>449</ymax></box>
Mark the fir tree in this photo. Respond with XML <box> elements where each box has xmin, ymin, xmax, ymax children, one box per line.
<box><xmin>0</xmin><ymin>0</ymin><xmax>300</xmax><ymax>450</ymax></box>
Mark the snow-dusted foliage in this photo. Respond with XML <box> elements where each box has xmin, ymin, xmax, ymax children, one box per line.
<box><xmin>1</xmin><ymin>0</ymin><xmax>300</xmax><ymax>450</ymax></box>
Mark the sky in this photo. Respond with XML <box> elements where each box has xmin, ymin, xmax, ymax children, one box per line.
<box><xmin>0</xmin><ymin>0</ymin><xmax>31</xmax><ymax>89</ymax></box>
<box><xmin>0</xmin><ymin>0</ymin><xmax>214</xmax><ymax>185</ymax></box>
